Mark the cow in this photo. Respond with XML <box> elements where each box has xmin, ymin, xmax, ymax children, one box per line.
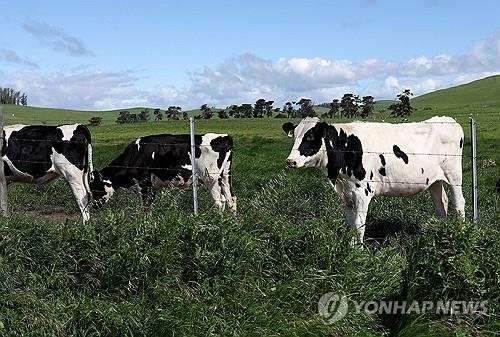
<box><xmin>89</xmin><ymin>133</ymin><xmax>236</xmax><ymax>212</ymax></box>
<box><xmin>282</xmin><ymin>116</ymin><xmax>465</xmax><ymax>243</ymax></box>
<box><xmin>2</xmin><ymin>124</ymin><xmax>93</xmax><ymax>221</ymax></box>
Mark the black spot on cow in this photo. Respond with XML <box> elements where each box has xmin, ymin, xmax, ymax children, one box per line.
<box><xmin>393</xmin><ymin>145</ymin><xmax>409</xmax><ymax>164</ymax></box>
<box><xmin>366</xmin><ymin>183</ymin><xmax>372</xmax><ymax>193</ymax></box>
<box><xmin>459</xmin><ymin>138</ymin><xmax>463</xmax><ymax>149</ymax></box>
<box><xmin>421</xmin><ymin>168</ymin><xmax>424</xmax><ymax>174</ymax></box>
<box><xmin>317</xmin><ymin>123</ymin><xmax>366</xmax><ymax>182</ymax></box>
<box><xmin>379</xmin><ymin>167</ymin><xmax>386</xmax><ymax>176</ymax></box>
<box><xmin>365</xmin><ymin>189</ymin><xmax>369</xmax><ymax>196</ymax></box>
<box><xmin>379</xmin><ymin>154</ymin><xmax>386</xmax><ymax>166</ymax></box>
<box><xmin>298</xmin><ymin>123</ymin><xmax>326</xmax><ymax>158</ymax></box>
<box><xmin>210</xmin><ymin>135</ymin><xmax>233</xmax><ymax>169</ymax></box>
<box><xmin>355</xmin><ymin>183</ymin><xmax>361</xmax><ymax>188</ymax></box>
<box><xmin>370</xmin><ymin>171</ymin><xmax>373</xmax><ymax>180</ymax></box>
<box><xmin>426</xmin><ymin>178</ymin><xmax>429</xmax><ymax>185</ymax></box>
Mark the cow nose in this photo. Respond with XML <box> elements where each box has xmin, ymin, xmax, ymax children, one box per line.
<box><xmin>286</xmin><ymin>159</ymin><xmax>297</xmax><ymax>168</ymax></box>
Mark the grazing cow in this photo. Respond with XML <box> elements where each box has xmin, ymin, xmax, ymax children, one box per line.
<box><xmin>283</xmin><ymin>116</ymin><xmax>465</xmax><ymax>243</ymax></box>
<box><xmin>2</xmin><ymin>124</ymin><xmax>93</xmax><ymax>221</ymax></box>
<box><xmin>89</xmin><ymin>133</ymin><xmax>236</xmax><ymax>212</ymax></box>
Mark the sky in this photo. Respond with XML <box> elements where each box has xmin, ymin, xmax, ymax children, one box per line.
<box><xmin>1</xmin><ymin>0</ymin><xmax>500</xmax><ymax>110</ymax></box>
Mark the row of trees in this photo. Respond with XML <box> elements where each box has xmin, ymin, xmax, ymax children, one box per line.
<box><xmin>88</xmin><ymin>89</ymin><xmax>415</xmax><ymax>126</ymax></box>
<box><xmin>0</xmin><ymin>87</ymin><xmax>28</xmax><ymax>105</ymax></box>
<box><xmin>319</xmin><ymin>94</ymin><xmax>375</xmax><ymax>119</ymax></box>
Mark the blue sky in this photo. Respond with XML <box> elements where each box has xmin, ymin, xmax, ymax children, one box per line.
<box><xmin>1</xmin><ymin>0</ymin><xmax>500</xmax><ymax>110</ymax></box>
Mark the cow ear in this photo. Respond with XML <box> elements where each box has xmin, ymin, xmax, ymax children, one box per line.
<box><xmin>282</xmin><ymin>122</ymin><xmax>296</xmax><ymax>138</ymax></box>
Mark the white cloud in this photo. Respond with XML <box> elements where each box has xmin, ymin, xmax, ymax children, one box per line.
<box><xmin>1</xmin><ymin>30</ymin><xmax>500</xmax><ymax>110</ymax></box>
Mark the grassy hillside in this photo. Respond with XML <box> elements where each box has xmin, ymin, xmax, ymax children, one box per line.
<box><xmin>412</xmin><ymin>75</ymin><xmax>500</xmax><ymax>111</ymax></box>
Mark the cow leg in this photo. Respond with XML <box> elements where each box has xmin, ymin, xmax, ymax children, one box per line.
<box><xmin>429</xmin><ymin>181</ymin><xmax>448</xmax><ymax>218</ymax></box>
<box><xmin>344</xmin><ymin>194</ymin><xmax>371</xmax><ymax>245</ymax></box>
<box><xmin>351</xmin><ymin>195</ymin><xmax>371</xmax><ymax>244</ymax></box>
<box><xmin>219</xmin><ymin>176</ymin><xmax>236</xmax><ymax>213</ymax></box>
<box><xmin>67</xmin><ymin>176</ymin><xmax>90</xmax><ymax>222</ymax></box>
<box><xmin>206</xmin><ymin>178</ymin><xmax>224</xmax><ymax>210</ymax></box>
<box><xmin>449</xmin><ymin>184</ymin><xmax>465</xmax><ymax>218</ymax></box>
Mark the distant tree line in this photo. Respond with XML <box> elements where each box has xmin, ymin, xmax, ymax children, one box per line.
<box><xmin>0</xmin><ymin>87</ymin><xmax>28</xmax><ymax>105</ymax></box>
<box><xmin>107</xmin><ymin>89</ymin><xmax>414</xmax><ymax>125</ymax></box>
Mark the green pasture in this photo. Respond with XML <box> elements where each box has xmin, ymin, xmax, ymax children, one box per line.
<box><xmin>0</xmin><ymin>77</ymin><xmax>499</xmax><ymax>336</ymax></box>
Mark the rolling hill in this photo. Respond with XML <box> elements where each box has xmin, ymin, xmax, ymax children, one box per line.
<box><xmin>411</xmin><ymin>74</ymin><xmax>500</xmax><ymax>111</ymax></box>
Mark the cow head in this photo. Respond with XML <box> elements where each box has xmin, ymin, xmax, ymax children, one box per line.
<box><xmin>89</xmin><ymin>170</ymin><xmax>115</xmax><ymax>208</ymax></box>
<box><xmin>282</xmin><ymin>117</ymin><xmax>327</xmax><ymax>169</ymax></box>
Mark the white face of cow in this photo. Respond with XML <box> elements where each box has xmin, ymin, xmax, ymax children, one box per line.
<box><xmin>282</xmin><ymin>117</ymin><xmax>327</xmax><ymax>169</ymax></box>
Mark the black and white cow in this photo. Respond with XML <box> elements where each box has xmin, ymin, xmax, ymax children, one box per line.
<box><xmin>89</xmin><ymin>133</ymin><xmax>236</xmax><ymax>212</ymax></box>
<box><xmin>283</xmin><ymin>116</ymin><xmax>465</xmax><ymax>243</ymax></box>
<box><xmin>2</xmin><ymin>124</ymin><xmax>93</xmax><ymax>221</ymax></box>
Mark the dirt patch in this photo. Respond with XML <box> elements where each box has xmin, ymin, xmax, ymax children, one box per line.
<box><xmin>23</xmin><ymin>209</ymin><xmax>81</xmax><ymax>223</ymax></box>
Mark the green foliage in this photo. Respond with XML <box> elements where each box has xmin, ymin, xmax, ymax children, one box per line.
<box><xmin>296</xmin><ymin>98</ymin><xmax>316</xmax><ymax>118</ymax></box>
<box><xmin>389</xmin><ymin>89</ymin><xmax>414</xmax><ymax>117</ymax></box>
<box><xmin>88</xmin><ymin>116</ymin><xmax>103</xmax><ymax>127</ymax></box>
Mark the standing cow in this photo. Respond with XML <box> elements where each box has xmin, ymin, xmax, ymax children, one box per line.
<box><xmin>89</xmin><ymin>133</ymin><xmax>236</xmax><ymax>212</ymax></box>
<box><xmin>2</xmin><ymin>124</ymin><xmax>93</xmax><ymax>221</ymax></box>
<box><xmin>282</xmin><ymin>116</ymin><xmax>465</xmax><ymax>243</ymax></box>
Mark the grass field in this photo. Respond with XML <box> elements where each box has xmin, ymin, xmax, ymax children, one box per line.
<box><xmin>0</xmin><ymin>77</ymin><xmax>499</xmax><ymax>336</ymax></box>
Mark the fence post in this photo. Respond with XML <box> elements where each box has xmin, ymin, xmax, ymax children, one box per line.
<box><xmin>189</xmin><ymin>117</ymin><xmax>199</xmax><ymax>215</ymax></box>
<box><xmin>470</xmin><ymin>118</ymin><xmax>478</xmax><ymax>223</ymax></box>
<box><xmin>0</xmin><ymin>107</ymin><xmax>8</xmax><ymax>216</ymax></box>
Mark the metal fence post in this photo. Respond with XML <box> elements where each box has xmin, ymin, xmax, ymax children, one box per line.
<box><xmin>189</xmin><ymin>117</ymin><xmax>199</xmax><ymax>215</ymax></box>
<box><xmin>470</xmin><ymin>118</ymin><xmax>478</xmax><ymax>223</ymax></box>
<box><xmin>0</xmin><ymin>107</ymin><xmax>8</xmax><ymax>216</ymax></box>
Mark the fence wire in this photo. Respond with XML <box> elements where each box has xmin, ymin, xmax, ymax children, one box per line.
<box><xmin>0</xmin><ymin>117</ymin><xmax>498</xmax><ymax>223</ymax></box>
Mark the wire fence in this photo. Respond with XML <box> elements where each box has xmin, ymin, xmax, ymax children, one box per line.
<box><xmin>0</xmin><ymin>109</ymin><xmax>498</xmax><ymax>224</ymax></box>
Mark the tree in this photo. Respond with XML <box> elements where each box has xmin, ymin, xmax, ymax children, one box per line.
<box><xmin>153</xmin><ymin>108</ymin><xmax>163</xmax><ymax>121</ymax></box>
<box><xmin>326</xmin><ymin>99</ymin><xmax>340</xmax><ymax>118</ymax></box>
<box><xmin>360</xmin><ymin>96</ymin><xmax>374</xmax><ymax>118</ymax></box>
<box><xmin>116</xmin><ymin>110</ymin><xmax>131</xmax><ymax>124</ymax></box>
<box><xmin>218</xmin><ymin>109</ymin><xmax>229</xmax><ymax>119</ymax></box>
<box><xmin>200</xmin><ymin>104</ymin><xmax>213</xmax><ymax>119</ymax></box>
<box><xmin>388</xmin><ymin>89</ymin><xmax>413</xmax><ymax>117</ymax></box>
<box><xmin>166</xmin><ymin>106</ymin><xmax>182</xmax><ymax>120</ymax></box>
<box><xmin>88</xmin><ymin>116</ymin><xmax>102</xmax><ymax>126</ymax></box>
<box><xmin>296</xmin><ymin>98</ymin><xmax>316</xmax><ymax>117</ymax></box>
<box><xmin>340</xmin><ymin>93</ymin><xmax>359</xmax><ymax>118</ymax></box>
<box><xmin>228</xmin><ymin>105</ymin><xmax>240</xmax><ymax>118</ymax></box>
<box><xmin>240</xmin><ymin>104</ymin><xmax>253</xmax><ymax>118</ymax></box>
<box><xmin>0</xmin><ymin>87</ymin><xmax>28</xmax><ymax>105</ymax></box>
<box><xmin>265</xmin><ymin>101</ymin><xmax>274</xmax><ymax>117</ymax></box>
<box><xmin>283</xmin><ymin>102</ymin><xmax>295</xmax><ymax>118</ymax></box>
<box><xmin>182</xmin><ymin>111</ymin><xmax>188</xmax><ymax>120</ymax></box>
<box><xmin>253</xmin><ymin>98</ymin><xmax>266</xmax><ymax>118</ymax></box>
<box><xmin>138</xmin><ymin>108</ymin><xmax>150</xmax><ymax>121</ymax></box>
